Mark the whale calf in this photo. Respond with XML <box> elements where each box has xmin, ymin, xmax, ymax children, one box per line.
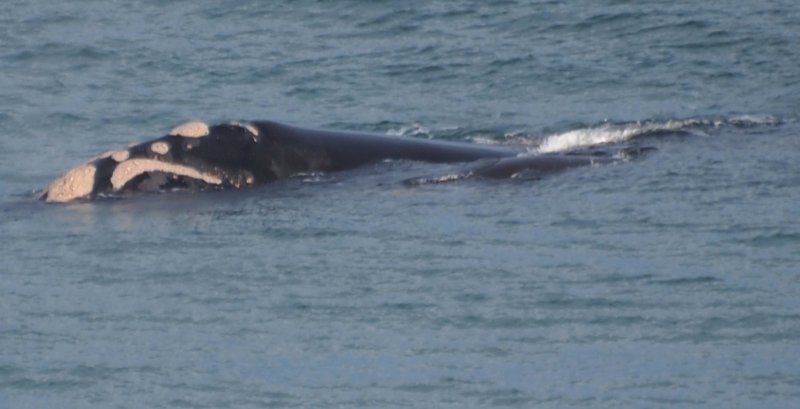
<box><xmin>39</xmin><ymin>120</ymin><xmax>634</xmax><ymax>203</ymax></box>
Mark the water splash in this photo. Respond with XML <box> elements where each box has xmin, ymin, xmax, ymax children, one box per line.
<box><xmin>385</xmin><ymin>115</ymin><xmax>780</xmax><ymax>153</ymax></box>
<box><xmin>537</xmin><ymin>119</ymin><xmax>703</xmax><ymax>153</ymax></box>
<box><xmin>536</xmin><ymin>115</ymin><xmax>779</xmax><ymax>153</ymax></box>
<box><xmin>386</xmin><ymin>123</ymin><xmax>433</xmax><ymax>138</ymax></box>
<box><xmin>403</xmin><ymin>172</ymin><xmax>471</xmax><ymax>186</ymax></box>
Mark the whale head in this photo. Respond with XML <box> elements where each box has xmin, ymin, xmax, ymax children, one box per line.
<box><xmin>39</xmin><ymin>121</ymin><xmax>271</xmax><ymax>202</ymax></box>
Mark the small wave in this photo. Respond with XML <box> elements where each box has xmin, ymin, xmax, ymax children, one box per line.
<box><xmin>384</xmin><ymin>115</ymin><xmax>779</xmax><ymax>153</ymax></box>
<box><xmin>537</xmin><ymin>119</ymin><xmax>707</xmax><ymax>153</ymax></box>
<box><xmin>727</xmin><ymin>115</ymin><xmax>781</xmax><ymax>128</ymax></box>
<box><xmin>536</xmin><ymin>115</ymin><xmax>779</xmax><ymax>153</ymax></box>
<box><xmin>651</xmin><ymin>276</ymin><xmax>719</xmax><ymax>286</ymax></box>
<box><xmin>386</xmin><ymin>123</ymin><xmax>433</xmax><ymax>138</ymax></box>
<box><xmin>403</xmin><ymin>172</ymin><xmax>471</xmax><ymax>186</ymax></box>
<box><xmin>470</xmin><ymin>131</ymin><xmax>533</xmax><ymax>146</ymax></box>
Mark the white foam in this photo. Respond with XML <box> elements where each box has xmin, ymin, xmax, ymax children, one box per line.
<box><xmin>537</xmin><ymin>124</ymin><xmax>638</xmax><ymax>153</ymax></box>
<box><xmin>469</xmin><ymin>136</ymin><xmax>502</xmax><ymax>145</ymax></box>
<box><xmin>536</xmin><ymin>119</ymin><xmax>705</xmax><ymax>153</ymax></box>
<box><xmin>386</xmin><ymin>124</ymin><xmax>432</xmax><ymax>138</ymax></box>
<box><xmin>406</xmin><ymin>172</ymin><xmax>470</xmax><ymax>185</ymax></box>
<box><xmin>728</xmin><ymin>114</ymin><xmax>779</xmax><ymax>127</ymax></box>
<box><xmin>470</xmin><ymin>131</ymin><xmax>534</xmax><ymax>146</ymax></box>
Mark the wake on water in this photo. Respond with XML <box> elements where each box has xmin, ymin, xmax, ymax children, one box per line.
<box><xmin>534</xmin><ymin>115</ymin><xmax>780</xmax><ymax>153</ymax></box>
<box><xmin>446</xmin><ymin>115</ymin><xmax>781</xmax><ymax>154</ymax></box>
<box><xmin>394</xmin><ymin>115</ymin><xmax>780</xmax><ymax>185</ymax></box>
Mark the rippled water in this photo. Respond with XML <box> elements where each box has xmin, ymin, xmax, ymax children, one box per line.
<box><xmin>2</xmin><ymin>1</ymin><xmax>799</xmax><ymax>408</ymax></box>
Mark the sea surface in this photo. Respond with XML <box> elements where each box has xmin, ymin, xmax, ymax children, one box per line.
<box><xmin>2</xmin><ymin>1</ymin><xmax>800</xmax><ymax>408</ymax></box>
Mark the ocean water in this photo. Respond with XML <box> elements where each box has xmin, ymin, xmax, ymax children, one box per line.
<box><xmin>2</xmin><ymin>1</ymin><xmax>800</xmax><ymax>408</ymax></box>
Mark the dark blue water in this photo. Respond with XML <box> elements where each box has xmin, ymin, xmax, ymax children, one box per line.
<box><xmin>2</xmin><ymin>1</ymin><xmax>799</xmax><ymax>408</ymax></box>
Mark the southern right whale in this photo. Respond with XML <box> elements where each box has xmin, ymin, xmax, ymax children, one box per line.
<box><xmin>39</xmin><ymin>120</ymin><xmax>640</xmax><ymax>203</ymax></box>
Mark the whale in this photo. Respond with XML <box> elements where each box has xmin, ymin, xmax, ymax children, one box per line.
<box><xmin>39</xmin><ymin>120</ymin><xmax>632</xmax><ymax>203</ymax></box>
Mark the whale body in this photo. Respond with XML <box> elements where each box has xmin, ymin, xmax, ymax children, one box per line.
<box><xmin>39</xmin><ymin>120</ymin><xmax>628</xmax><ymax>203</ymax></box>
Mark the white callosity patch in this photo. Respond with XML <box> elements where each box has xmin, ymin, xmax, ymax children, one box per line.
<box><xmin>110</xmin><ymin>158</ymin><xmax>222</xmax><ymax>190</ymax></box>
<box><xmin>111</xmin><ymin>150</ymin><xmax>130</xmax><ymax>162</ymax></box>
<box><xmin>244</xmin><ymin>123</ymin><xmax>259</xmax><ymax>137</ymax></box>
<box><xmin>169</xmin><ymin>121</ymin><xmax>210</xmax><ymax>138</ymax></box>
<box><xmin>91</xmin><ymin>149</ymin><xmax>130</xmax><ymax>162</ymax></box>
<box><xmin>150</xmin><ymin>142</ymin><xmax>170</xmax><ymax>155</ymax></box>
<box><xmin>230</xmin><ymin>122</ymin><xmax>259</xmax><ymax>140</ymax></box>
<box><xmin>42</xmin><ymin>163</ymin><xmax>97</xmax><ymax>202</ymax></box>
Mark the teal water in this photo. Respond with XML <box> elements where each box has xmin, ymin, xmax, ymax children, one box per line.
<box><xmin>2</xmin><ymin>1</ymin><xmax>800</xmax><ymax>408</ymax></box>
